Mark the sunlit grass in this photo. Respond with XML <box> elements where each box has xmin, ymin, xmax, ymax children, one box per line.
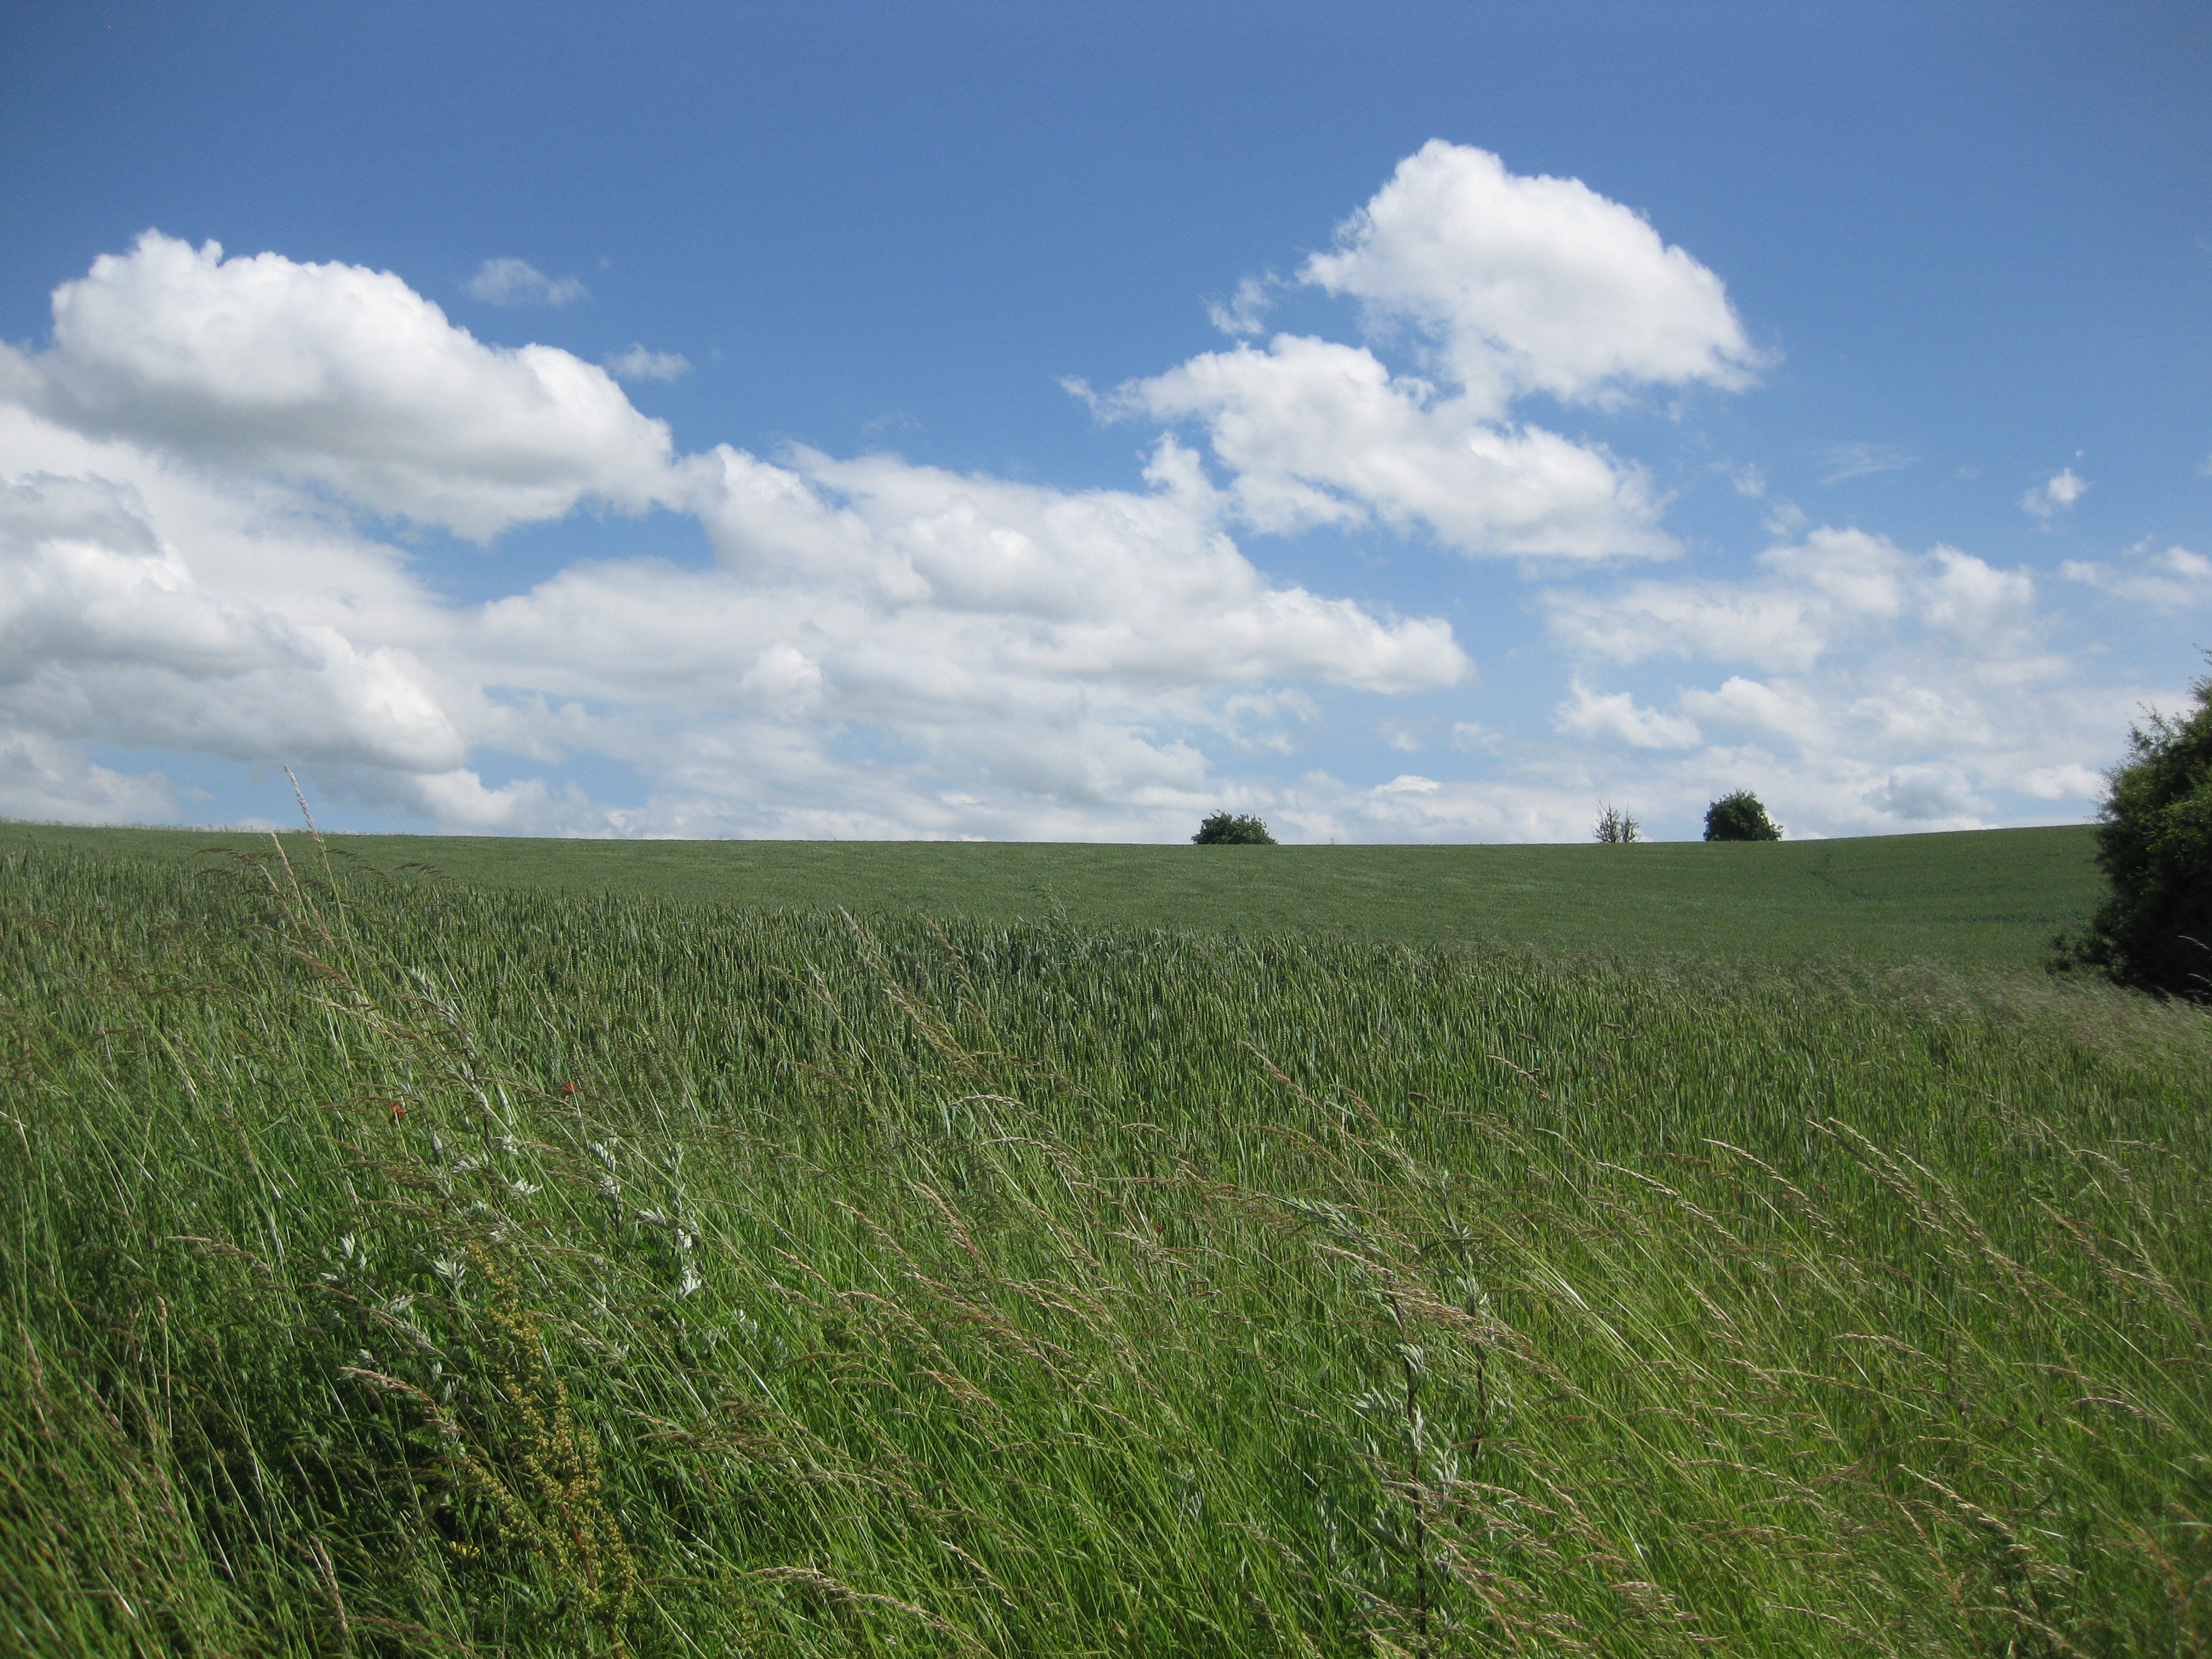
<box><xmin>2</xmin><ymin>839</ymin><xmax>2205</xmax><ymax>1656</ymax></box>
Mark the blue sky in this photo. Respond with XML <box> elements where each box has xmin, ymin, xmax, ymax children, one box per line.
<box><xmin>1</xmin><ymin>1</ymin><xmax>2207</xmax><ymax>841</ymax></box>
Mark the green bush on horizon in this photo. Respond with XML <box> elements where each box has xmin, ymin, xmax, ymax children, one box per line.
<box><xmin>2056</xmin><ymin>663</ymin><xmax>2212</xmax><ymax>1000</ymax></box>
<box><xmin>1191</xmin><ymin>809</ymin><xmax>1276</xmax><ymax>845</ymax></box>
<box><xmin>1704</xmin><ymin>789</ymin><xmax>1783</xmax><ymax>842</ymax></box>
<box><xmin>2</xmin><ymin>842</ymin><xmax>2208</xmax><ymax>1656</ymax></box>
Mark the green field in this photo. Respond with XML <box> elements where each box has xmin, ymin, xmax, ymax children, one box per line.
<box><xmin>0</xmin><ymin>820</ymin><xmax>2106</xmax><ymax>973</ymax></box>
<box><xmin>6</xmin><ymin>826</ymin><xmax>2208</xmax><ymax>1658</ymax></box>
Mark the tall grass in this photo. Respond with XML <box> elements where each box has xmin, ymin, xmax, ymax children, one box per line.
<box><xmin>2</xmin><ymin>842</ymin><xmax>2207</xmax><ymax>1657</ymax></box>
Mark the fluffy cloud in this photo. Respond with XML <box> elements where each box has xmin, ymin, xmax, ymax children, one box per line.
<box><xmin>0</xmin><ymin>468</ymin><xmax>553</xmax><ymax>826</ymax></box>
<box><xmin>686</xmin><ymin>443</ymin><xmax>1464</xmax><ymax>695</ymax></box>
<box><xmin>442</xmin><ymin>440</ymin><xmax>1468</xmax><ymax>834</ymax></box>
<box><xmin>2022</xmin><ymin>466</ymin><xmax>2088</xmax><ymax>520</ymax></box>
<box><xmin>1111</xmin><ymin>337</ymin><xmax>1671</xmax><ymax>559</ymax></box>
<box><xmin>1671</xmin><ymin>675</ymin><xmax>1831</xmax><ymax>749</ymax></box>
<box><xmin>2019</xmin><ymin>762</ymin><xmax>2107</xmax><ymax>801</ymax></box>
<box><xmin>1530</xmin><ymin>525</ymin><xmax>2140</xmax><ymax>834</ymax></box>
<box><xmin>1301</xmin><ymin>141</ymin><xmax>1757</xmax><ymax>411</ymax></box>
<box><xmin>1546</xmin><ymin>528</ymin><xmax>2034</xmax><ymax>671</ymax></box>
<box><xmin>0</xmin><ymin>726</ymin><xmax>178</xmax><ymax>824</ymax></box>
<box><xmin>0</xmin><ymin>151</ymin><xmax>2150</xmax><ymax>845</ymax></box>
<box><xmin>1104</xmin><ymin>143</ymin><xmax>1757</xmax><ymax>563</ymax></box>
<box><xmin>1877</xmin><ymin>764</ymin><xmax>1982</xmax><ymax>822</ymax></box>
<box><xmin>1555</xmin><ymin>677</ymin><xmax>1702</xmax><ymax>749</ymax></box>
<box><xmin>463</xmin><ymin>258</ymin><xmax>588</xmax><ymax>307</ymax></box>
<box><xmin>0</xmin><ymin>223</ymin><xmax>1473</xmax><ymax>836</ymax></box>
<box><xmin>8</xmin><ymin>233</ymin><xmax>678</xmax><ymax>539</ymax></box>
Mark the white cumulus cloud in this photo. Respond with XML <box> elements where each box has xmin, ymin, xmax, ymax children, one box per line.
<box><xmin>0</xmin><ymin>725</ymin><xmax>178</xmax><ymax>823</ymax></box>
<box><xmin>1546</xmin><ymin>528</ymin><xmax>2034</xmax><ymax>671</ymax></box>
<box><xmin>1527</xmin><ymin>522</ymin><xmax>2139</xmax><ymax>836</ymax></box>
<box><xmin>2019</xmin><ymin>762</ymin><xmax>2106</xmax><ymax>801</ymax></box>
<box><xmin>1301</xmin><ymin>140</ymin><xmax>1758</xmax><ymax>412</ymax></box>
<box><xmin>0</xmin><ymin>468</ymin><xmax>535</xmax><ymax>825</ymax></box>
<box><xmin>1113</xmin><ymin>335</ymin><xmax>1671</xmax><ymax>559</ymax></box>
<box><xmin>1879</xmin><ymin>763</ymin><xmax>1981</xmax><ymax>822</ymax></box>
<box><xmin>0</xmin><ymin>225</ymin><xmax>1473</xmax><ymax>836</ymax></box>
<box><xmin>0</xmin><ymin>151</ymin><xmax>2154</xmax><ymax>845</ymax></box>
<box><xmin>1555</xmin><ymin>677</ymin><xmax>1701</xmax><ymax>748</ymax></box>
<box><xmin>1100</xmin><ymin>142</ymin><xmax>1760</xmax><ymax>564</ymax></box>
<box><xmin>7</xmin><ymin>233</ymin><xmax>679</xmax><ymax>540</ymax></box>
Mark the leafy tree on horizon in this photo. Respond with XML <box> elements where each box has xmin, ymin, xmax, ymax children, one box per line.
<box><xmin>1193</xmin><ymin>811</ymin><xmax>1277</xmax><ymax>845</ymax></box>
<box><xmin>2054</xmin><ymin>663</ymin><xmax>2212</xmax><ymax>1000</ymax></box>
<box><xmin>1704</xmin><ymin>791</ymin><xmax>1783</xmax><ymax>842</ymax></box>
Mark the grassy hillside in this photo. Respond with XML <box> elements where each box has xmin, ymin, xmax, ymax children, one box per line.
<box><xmin>2</xmin><ymin>839</ymin><xmax>2205</xmax><ymax>1657</ymax></box>
<box><xmin>0</xmin><ymin>821</ymin><xmax>2103</xmax><ymax>973</ymax></box>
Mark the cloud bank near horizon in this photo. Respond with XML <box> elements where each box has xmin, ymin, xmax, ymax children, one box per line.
<box><xmin>0</xmin><ymin>147</ymin><xmax>2176</xmax><ymax>841</ymax></box>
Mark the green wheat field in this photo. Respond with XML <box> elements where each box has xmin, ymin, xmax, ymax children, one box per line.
<box><xmin>4</xmin><ymin>821</ymin><xmax>2208</xmax><ymax>1657</ymax></box>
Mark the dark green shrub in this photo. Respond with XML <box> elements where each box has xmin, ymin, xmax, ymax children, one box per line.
<box><xmin>1193</xmin><ymin>811</ymin><xmax>1277</xmax><ymax>845</ymax></box>
<box><xmin>1704</xmin><ymin>791</ymin><xmax>1782</xmax><ymax>842</ymax></box>
<box><xmin>2054</xmin><ymin>666</ymin><xmax>2212</xmax><ymax>1000</ymax></box>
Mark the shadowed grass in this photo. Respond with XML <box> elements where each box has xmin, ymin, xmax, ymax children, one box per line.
<box><xmin>1</xmin><ymin>840</ymin><xmax>2205</xmax><ymax>1656</ymax></box>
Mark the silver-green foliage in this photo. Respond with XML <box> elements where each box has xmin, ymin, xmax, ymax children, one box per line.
<box><xmin>2</xmin><ymin>844</ymin><xmax>2209</xmax><ymax>1656</ymax></box>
